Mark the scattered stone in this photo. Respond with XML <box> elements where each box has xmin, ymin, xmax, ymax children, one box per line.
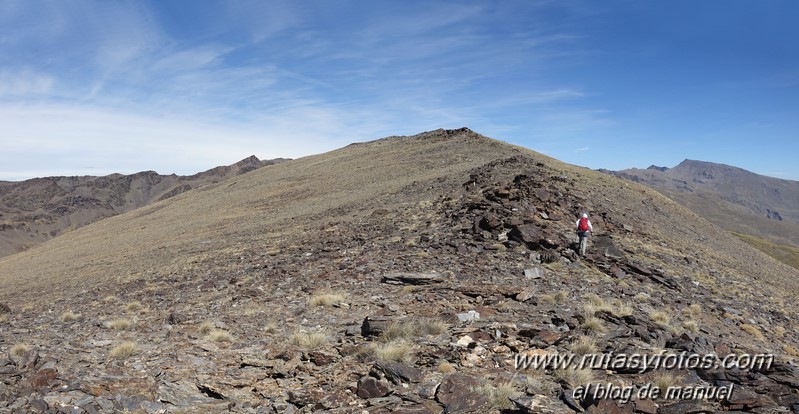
<box><xmin>510</xmin><ymin>394</ymin><xmax>574</xmax><ymax>413</ymax></box>
<box><xmin>656</xmin><ymin>400</ymin><xmax>713</xmax><ymax>414</ymax></box>
<box><xmin>357</xmin><ymin>376</ymin><xmax>391</xmax><ymax>399</ymax></box>
<box><xmin>29</xmin><ymin>367</ymin><xmax>58</xmax><ymax>388</ymax></box>
<box><xmin>633</xmin><ymin>399</ymin><xmax>657</xmax><ymax>414</ymax></box>
<box><xmin>361</xmin><ymin>316</ymin><xmax>395</xmax><ymax>337</ymax></box>
<box><xmin>382</xmin><ymin>272</ymin><xmax>445</xmax><ymax>285</ymax></box>
<box><xmin>584</xmin><ymin>400</ymin><xmax>633</xmax><ymax>414</ymax></box>
<box><xmin>373</xmin><ymin>360</ymin><xmax>422</xmax><ymax>385</ymax></box>
<box><xmin>158</xmin><ymin>380</ymin><xmax>227</xmax><ymax>407</ymax></box>
<box><xmin>455</xmin><ymin>310</ymin><xmax>480</xmax><ymax>322</ymax></box>
<box><xmin>455</xmin><ymin>335</ymin><xmax>474</xmax><ymax>347</ymax></box>
<box><xmin>314</xmin><ymin>389</ymin><xmax>350</xmax><ymax>410</ymax></box>
<box><xmin>436</xmin><ymin>373</ymin><xmax>490</xmax><ymax>413</ymax></box>
<box><xmin>523</xmin><ymin>266</ymin><xmax>547</xmax><ymax>279</ymax></box>
<box><xmin>515</xmin><ymin>286</ymin><xmax>536</xmax><ymax>302</ymax></box>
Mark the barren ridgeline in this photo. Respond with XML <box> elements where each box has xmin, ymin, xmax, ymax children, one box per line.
<box><xmin>0</xmin><ymin>129</ymin><xmax>797</xmax><ymax>413</ymax></box>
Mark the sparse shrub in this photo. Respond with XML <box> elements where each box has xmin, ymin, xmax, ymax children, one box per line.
<box><xmin>206</xmin><ymin>329</ymin><xmax>234</xmax><ymax>343</ymax></box>
<box><xmin>653</xmin><ymin>372</ymin><xmax>681</xmax><ymax>390</ymax></box>
<box><xmin>740</xmin><ymin>324</ymin><xmax>765</xmax><ymax>341</ymax></box>
<box><xmin>682</xmin><ymin>320</ymin><xmax>699</xmax><ymax>333</ymax></box>
<box><xmin>570</xmin><ymin>336</ymin><xmax>598</xmax><ymax>355</ymax></box>
<box><xmin>480</xmin><ymin>381</ymin><xmax>520</xmax><ymax>410</ymax></box>
<box><xmin>541</xmin><ymin>294</ymin><xmax>556</xmax><ymax>305</ymax></box>
<box><xmin>610</xmin><ymin>299</ymin><xmax>634</xmax><ymax>317</ymax></box>
<box><xmin>773</xmin><ymin>326</ymin><xmax>786</xmax><ymax>338</ymax></box>
<box><xmin>379</xmin><ymin>318</ymin><xmax>448</xmax><ymax>342</ymax></box>
<box><xmin>262</xmin><ymin>323</ymin><xmax>278</xmax><ymax>334</ymax></box>
<box><xmin>126</xmin><ymin>301</ymin><xmax>143</xmax><ymax>313</ymax></box>
<box><xmin>291</xmin><ymin>331</ymin><xmax>327</xmax><ymax>350</ymax></box>
<box><xmin>309</xmin><ymin>292</ymin><xmax>346</xmax><ymax>307</ymax></box>
<box><xmin>585</xmin><ymin>293</ymin><xmax>606</xmax><ymax>307</ymax></box>
<box><xmin>649</xmin><ymin>310</ymin><xmax>671</xmax><ymax>326</ymax></box>
<box><xmin>242</xmin><ymin>305</ymin><xmax>263</xmax><ymax>317</ymax></box>
<box><xmin>555</xmin><ymin>368</ymin><xmax>595</xmax><ymax>387</ymax></box>
<box><xmin>10</xmin><ymin>343</ymin><xmax>30</xmax><ymax>357</ymax></box>
<box><xmin>438</xmin><ymin>361</ymin><xmax>456</xmax><ymax>373</ymax></box>
<box><xmin>683</xmin><ymin>304</ymin><xmax>702</xmax><ymax>318</ymax></box>
<box><xmin>581</xmin><ymin>316</ymin><xmax>605</xmax><ymax>332</ymax></box>
<box><xmin>106</xmin><ymin>318</ymin><xmax>131</xmax><ymax>330</ymax></box>
<box><xmin>103</xmin><ymin>295</ymin><xmax>118</xmax><ymax>303</ymax></box>
<box><xmin>60</xmin><ymin>311</ymin><xmax>81</xmax><ymax>323</ymax></box>
<box><xmin>371</xmin><ymin>341</ymin><xmax>413</xmax><ymax>363</ymax></box>
<box><xmin>110</xmin><ymin>342</ymin><xmax>138</xmax><ymax>360</ymax></box>
<box><xmin>400</xmin><ymin>285</ymin><xmax>416</xmax><ymax>294</ymax></box>
<box><xmin>416</xmin><ymin>319</ymin><xmax>448</xmax><ymax>336</ymax></box>
<box><xmin>784</xmin><ymin>345</ymin><xmax>799</xmax><ymax>357</ymax></box>
<box><xmin>197</xmin><ymin>321</ymin><xmax>215</xmax><ymax>335</ymax></box>
<box><xmin>380</xmin><ymin>321</ymin><xmax>416</xmax><ymax>342</ymax></box>
<box><xmin>634</xmin><ymin>292</ymin><xmax>650</xmax><ymax>302</ymax></box>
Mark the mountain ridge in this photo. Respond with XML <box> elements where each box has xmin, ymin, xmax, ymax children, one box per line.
<box><xmin>0</xmin><ymin>156</ymin><xmax>288</xmax><ymax>258</ymax></box>
<box><xmin>607</xmin><ymin>159</ymin><xmax>799</xmax><ymax>268</ymax></box>
<box><xmin>0</xmin><ymin>128</ymin><xmax>797</xmax><ymax>413</ymax></box>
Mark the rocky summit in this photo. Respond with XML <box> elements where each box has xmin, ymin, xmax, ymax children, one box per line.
<box><xmin>0</xmin><ymin>128</ymin><xmax>797</xmax><ymax>413</ymax></box>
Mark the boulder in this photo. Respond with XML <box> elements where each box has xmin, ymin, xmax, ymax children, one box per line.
<box><xmin>357</xmin><ymin>376</ymin><xmax>391</xmax><ymax>399</ymax></box>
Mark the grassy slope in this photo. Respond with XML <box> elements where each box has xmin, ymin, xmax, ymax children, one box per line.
<box><xmin>733</xmin><ymin>231</ymin><xmax>799</xmax><ymax>270</ymax></box>
<box><xmin>1</xmin><ymin>128</ymin><xmax>797</xmax><ymax>326</ymax></box>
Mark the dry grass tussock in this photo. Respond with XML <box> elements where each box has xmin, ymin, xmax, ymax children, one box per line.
<box><xmin>309</xmin><ymin>291</ymin><xmax>347</xmax><ymax>307</ymax></box>
<box><xmin>653</xmin><ymin>372</ymin><xmax>681</xmax><ymax>390</ymax></box>
<box><xmin>110</xmin><ymin>342</ymin><xmax>138</xmax><ymax>360</ymax></box>
<box><xmin>438</xmin><ymin>361</ymin><xmax>456</xmax><ymax>373</ymax></box>
<box><xmin>570</xmin><ymin>336</ymin><xmax>598</xmax><ymax>355</ymax></box>
<box><xmin>740</xmin><ymin>324</ymin><xmax>765</xmax><ymax>341</ymax></box>
<box><xmin>291</xmin><ymin>331</ymin><xmax>327</xmax><ymax>350</ymax></box>
<box><xmin>205</xmin><ymin>329</ymin><xmax>234</xmax><ymax>343</ymax></box>
<box><xmin>541</xmin><ymin>290</ymin><xmax>568</xmax><ymax>305</ymax></box>
<box><xmin>555</xmin><ymin>368</ymin><xmax>595</xmax><ymax>387</ymax></box>
<box><xmin>581</xmin><ymin>316</ymin><xmax>605</xmax><ymax>333</ymax></box>
<box><xmin>10</xmin><ymin>343</ymin><xmax>30</xmax><ymax>357</ymax></box>
<box><xmin>60</xmin><ymin>311</ymin><xmax>81</xmax><ymax>323</ymax></box>
<box><xmin>197</xmin><ymin>321</ymin><xmax>215</xmax><ymax>335</ymax></box>
<box><xmin>106</xmin><ymin>318</ymin><xmax>131</xmax><ymax>330</ymax></box>
<box><xmin>370</xmin><ymin>341</ymin><xmax>414</xmax><ymax>363</ymax></box>
<box><xmin>479</xmin><ymin>381</ymin><xmax>520</xmax><ymax>411</ymax></box>
<box><xmin>126</xmin><ymin>301</ymin><xmax>143</xmax><ymax>313</ymax></box>
<box><xmin>379</xmin><ymin>318</ymin><xmax>448</xmax><ymax>342</ymax></box>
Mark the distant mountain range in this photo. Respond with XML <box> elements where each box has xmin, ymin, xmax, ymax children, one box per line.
<box><xmin>604</xmin><ymin>159</ymin><xmax>799</xmax><ymax>268</ymax></box>
<box><xmin>0</xmin><ymin>156</ymin><xmax>287</xmax><ymax>258</ymax></box>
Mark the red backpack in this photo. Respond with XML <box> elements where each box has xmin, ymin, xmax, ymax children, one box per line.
<box><xmin>578</xmin><ymin>217</ymin><xmax>590</xmax><ymax>232</ymax></box>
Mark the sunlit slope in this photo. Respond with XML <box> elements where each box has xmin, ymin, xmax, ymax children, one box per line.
<box><xmin>1</xmin><ymin>128</ymin><xmax>796</xmax><ymax>311</ymax></box>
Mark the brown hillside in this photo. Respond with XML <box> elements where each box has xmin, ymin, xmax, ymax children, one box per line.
<box><xmin>0</xmin><ymin>128</ymin><xmax>797</xmax><ymax>413</ymax></box>
<box><xmin>610</xmin><ymin>161</ymin><xmax>799</xmax><ymax>271</ymax></box>
<box><xmin>0</xmin><ymin>156</ymin><xmax>286</xmax><ymax>258</ymax></box>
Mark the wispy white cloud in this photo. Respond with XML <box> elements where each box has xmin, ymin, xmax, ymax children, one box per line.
<box><xmin>575</xmin><ymin>146</ymin><xmax>590</xmax><ymax>153</ymax></box>
<box><xmin>0</xmin><ymin>1</ymin><xmax>602</xmax><ymax>180</ymax></box>
<box><xmin>0</xmin><ymin>70</ymin><xmax>55</xmax><ymax>96</ymax></box>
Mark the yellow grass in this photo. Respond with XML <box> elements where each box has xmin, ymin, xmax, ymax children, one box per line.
<box><xmin>309</xmin><ymin>292</ymin><xmax>346</xmax><ymax>307</ymax></box>
<box><xmin>106</xmin><ymin>318</ymin><xmax>131</xmax><ymax>330</ymax></box>
<box><xmin>10</xmin><ymin>343</ymin><xmax>30</xmax><ymax>357</ymax></box>
<box><xmin>110</xmin><ymin>342</ymin><xmax>138</xmax><ymax>360</ymax></box>
<box><xmin>291</xmin><ymin>331</ymin><xmax>327</xmax><ymax>350</ymax></box>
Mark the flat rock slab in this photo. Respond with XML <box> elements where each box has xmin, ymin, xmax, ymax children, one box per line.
<box><xmin>511</xmin><ymin>395</ymin><xmax>573</xmax><ymax>413</ymax></box>
<box><xmin>382</xmin><ymin>272</ymin><xmax>446</xmax><ymax>285</ymax></box>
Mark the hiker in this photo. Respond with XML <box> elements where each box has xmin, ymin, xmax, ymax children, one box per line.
<box><xmin>575</xmin><ymin>212</ymin><xmax>593</xmax><ymax>257</ymax></box>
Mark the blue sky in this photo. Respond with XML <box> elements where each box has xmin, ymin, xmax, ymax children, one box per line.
<box><xmin>1</xmin><ymin>1</ymin><xmax>797</xmax><ymax>181</ymax></box>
